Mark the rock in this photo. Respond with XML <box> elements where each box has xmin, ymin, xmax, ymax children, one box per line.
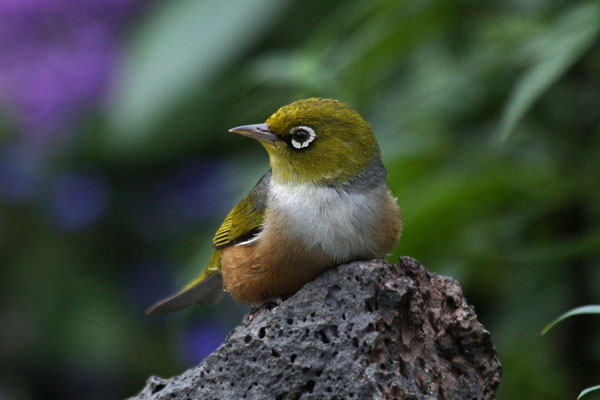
<box><xmin>130</xmin><ymin>257</ymin><xmax>501</xmax><ymax>400</ymax></box>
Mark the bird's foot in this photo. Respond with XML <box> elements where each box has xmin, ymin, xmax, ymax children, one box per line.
<box><xmin>247</xmin><ymin>296</ymin><xmax>291</xmax><ymax>321</ymax></box>
<box><xmin>261</xmin><ymin>296</ymin><xmax>284</xmax><ymax>309</ymax></box>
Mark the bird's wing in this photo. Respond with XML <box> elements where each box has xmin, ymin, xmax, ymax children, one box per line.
<box><xmin>212</xmin><ymin>171</ymin><xmax>271</xmax><ymax>248</ymax></box>
<box><xmin>145</xmin><ymin>172</ymin><xmax>271</xmax><ymax>315</ymax></box>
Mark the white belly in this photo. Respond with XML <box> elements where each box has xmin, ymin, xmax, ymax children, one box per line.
<box><xmin>266</xmin><ymin>181</ymin><xmax>385</xmax><ymax>263</ymax></box>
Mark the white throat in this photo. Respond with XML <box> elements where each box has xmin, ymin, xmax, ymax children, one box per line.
<box><xmin>266</xmin><ymin>180</ymin><xmax>384</xmax><ymax>263</ymax></box>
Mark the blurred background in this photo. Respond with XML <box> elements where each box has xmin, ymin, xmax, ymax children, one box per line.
<box><xmin>1</xmin><ymin>0</ymin><xmax>599</xmax><ymax>398</ymax></box>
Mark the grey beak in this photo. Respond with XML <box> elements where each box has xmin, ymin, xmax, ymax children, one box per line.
<box><xmin>228</xmin><ymin>123</ymin><xmax>279</xmax><ymax>143</ymax></box>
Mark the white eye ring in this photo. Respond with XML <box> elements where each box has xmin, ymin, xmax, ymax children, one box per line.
<box><xmin>290</xmin><ymin>126</ymin><xmax>316</xmax><ymax>149</ymax></box>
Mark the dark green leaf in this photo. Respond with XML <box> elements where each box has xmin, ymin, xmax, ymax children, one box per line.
<box><xmin>105</xmin><ymin>0</ymin><xmax>290</xmax><ymax>153</ymax></box>
<box><xmin>579</xmin><ymin>385</ymin><xmax>600</xmax><ymax>399</ymax></box>
<box><xmin>541</xmin><ymin>305</ymin><xmax>600</xmax><ymax>335</ymax></box>
<box><xmin>497</xmin><ymin>2</ymin><xmax>600</xmax><ymax>143</ymax></box>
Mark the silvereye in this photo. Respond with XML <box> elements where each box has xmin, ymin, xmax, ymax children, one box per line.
<box><xmin>147</xmin><ymin>98</ymin><xmax>401</xmax><ymax>314</ymax></box>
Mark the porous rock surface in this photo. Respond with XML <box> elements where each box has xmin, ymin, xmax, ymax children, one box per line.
<box><xmin>131</xmin><ymin>257</ymin><xmax>501</xmax><ymax>400</ymax></box>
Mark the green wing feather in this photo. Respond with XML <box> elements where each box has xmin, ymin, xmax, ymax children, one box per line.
<box><xmin>146</xmin><ymin>172</ymin><xmax>271</xmax><ymax>314</ymax></box>
<box><xmin>212</xmin><ymin>171</ymin><xmax>270</xmax><ymax>248</ymax></box>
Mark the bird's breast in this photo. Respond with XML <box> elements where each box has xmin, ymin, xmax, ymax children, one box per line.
<box><xmin>221</xmin><ymin>179</ymin><xmax>401</xmax><ymax>303</ymax></box>
<box><xmin>264</xmin><ymin>180</ymin><xmax>390</xmax><ymax>263</ymax></box>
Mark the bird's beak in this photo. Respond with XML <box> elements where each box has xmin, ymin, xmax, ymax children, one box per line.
<box><xmin>228</xmin><ymin>123</ymin><xmax>279</xmax><ymax>144</ymax></box>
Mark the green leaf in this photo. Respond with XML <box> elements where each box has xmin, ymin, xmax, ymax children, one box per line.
<box><xmin>541</xmin><ymin>305</ymin><xmax>600</xmax><ymax>335</ymax></box>
<box><xmin>106</xmin><ymin>0</ymin><xmax>289</xmax><ymax>153</ymax></box>
<box><xmin>579</xmin><ymin>385</ymin><xmax>600</xmax><ymax>399</ymax></box>
<box><xmin>497</xmin><ymin>2</ymin><xmax>600</xmax><ymax>143</ymax></box>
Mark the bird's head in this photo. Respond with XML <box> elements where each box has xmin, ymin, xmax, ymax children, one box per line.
<box><xmin>229</xmin><ymin>98</ymin><xmax>379</xmax><ymax>185</ymax></box>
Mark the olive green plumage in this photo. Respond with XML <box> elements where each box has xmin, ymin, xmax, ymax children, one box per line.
<box><xmin>265</xmin><ymin>98</ymin><xmax>379</xmax><ymax>185</ymax></box>
<box><xmin>213</xmin><ymin>172</ymin><xmax>270</xmax><ymax>248</ymax></box>
<box><xmin>146</xmin><ymin>98</ymin><xmax>399</xmax><ymax>314</ymax></box>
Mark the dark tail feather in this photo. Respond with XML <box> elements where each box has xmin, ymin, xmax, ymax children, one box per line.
<box><xmin>145</xmin><ymin>274</ymin><xmax>224</xmax><ymax>315</ymax></box>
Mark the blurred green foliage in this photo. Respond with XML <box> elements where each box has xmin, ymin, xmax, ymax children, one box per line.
<box><xmin>543</xmin><ymin>305</ymin><xmax>600</xmax><ymax>399</ymax></box>
<box><xmin>2</xmin><ymin>0</ymin><xmax>600</xmax><ymax>399</ymax></box>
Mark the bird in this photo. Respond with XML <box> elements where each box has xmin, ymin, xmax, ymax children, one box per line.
<box><xmin>146</xmin><ymin>98</ymin><xmax>402</xmax><ymax>314</ymax></box>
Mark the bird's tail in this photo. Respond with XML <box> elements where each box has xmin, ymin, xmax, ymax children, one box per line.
<box><xmin>145</xmin><ymin>251</ymin><xmax>224</xmax><ymax>315</ymax></box>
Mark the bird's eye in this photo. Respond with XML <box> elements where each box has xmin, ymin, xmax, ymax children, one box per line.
<box><xmin>290</xmin><ymin>126</ymin><xmax>316</xmax><ymax>149</ymax></box>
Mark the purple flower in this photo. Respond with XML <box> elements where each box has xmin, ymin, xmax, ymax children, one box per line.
<box><xmin>0</xmin><ymin>141</ymin><xmax>44</xmax><ymax>203</ymax></box>
<box><xmin>125</xmin><ymin>258</ymin><xmax>175</xmax><ymax>313</ymax></box>
<box><xmin>0</xmin><ymin>0</ymin><xmax>133</xmax><ymax>140</ymax></box>
<box><xmin>130</xmin><ymin>158</ymin><xmax>231</xmax><ymax>240</ymax></box>
<box><xmin>159</xmin><ymin>159</ymin><xmax>229</xmax><ymax>220</ymax></box>
<box><xmin>64</xmin><ymin>356</ymin><xmax>120</xmax><ymax>399</ymax></box>
<box><xmin>50</xmin><ymin>171</ymin><xmax>110</xmax><ymax>231</ymax></box>
<box><xmin>182</xmin><ymin>320</ymin><xmax>230</xmax><ymax>364</ymax></box>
